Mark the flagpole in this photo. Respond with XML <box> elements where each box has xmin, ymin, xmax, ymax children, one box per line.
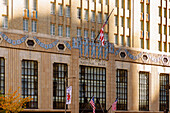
<box><xmin>94</xmin><ymin>7</ymin><xmax>114</xmax><ymax>43</ymax></box>
<box><xmin>97</xmin><ymin>98</ymin><xmax>105</xmax><ymax>113</ymax></box>
<box><xmin>81</xmin><ymin>98</ymin><xmax>93</xmax><ymax>113</ymax></box>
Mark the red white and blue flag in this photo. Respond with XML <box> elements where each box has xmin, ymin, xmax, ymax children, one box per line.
<box><xmin>89</xmin><ymin>96</ymin><xmax>96</xmax><ymax>113</ymax></box>
<box><xmin>112</xmin><ymin>98</ymin><xmax>118</xmax><ymax>111</ymax></box>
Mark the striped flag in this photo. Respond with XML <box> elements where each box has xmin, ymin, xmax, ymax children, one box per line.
<box><xmin>89</xmin><ymin>96</ymin><xmax>96</xmax><ymax>113</ymax></box>
<box><xmin>112</xmin><ymin>98</ymin><xmax>118</xmax><ymax>111</ymax></box>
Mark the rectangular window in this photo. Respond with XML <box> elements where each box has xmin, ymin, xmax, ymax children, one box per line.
<box><xmin>84</xmin><ymin>10</ymin><xmax>88</xmax><ymax>21</ymax></box>
<box><xmin>99</xmin><ymin>0</ymin><xmax>101</xmax><ymax>3</ymax></box>
<box><xmin>91</xmin><ymin>11</ymin><xmax>95</xmax><ymax>22</ymax></box>
<box><xmin>66</xmin><ymin>6</ymin><xmax>70</xmax><ymax>17</ymax></box>
<box><xmin>141</xmin><ymin>21</ymin><xmax>144</xmax><ymax>30</ymax></box>
<box><xmin>105</xmin><ymin>0</ymin><xmax>108</xmax><ymax>5</ymax></box>
<box><xmin>146</xmin><ymin>39</ymin><xmax>149</xmax><ymax>50</ymax></box>
<box><xmin>164</xmin><ymin>8</ymin><xmax>167</xmax><ymax>18</ymax></box>
<box><xmin>163</xmin><ymin>42</ymin><xmax>167</xmax><ymax>52</ymax></box>
<box><xmin>164</xmin><ymin>25</ymin><xmax>167</xmax><ymax>35</ymax></box>
<box><xmin>23</xmin><ymin>19</ymin><xmax>28</xmax><ymax>32</ymax></box>
<box><xmin>141</xmin><ymin>3</ymin><xmax>144</xmax><ymax>12</ymax></box>
<box><xmin>127</xmin><ymin>36</ymin><xmax>130</xmax><ymax>47</ymax></box>
<box><xmin>127</xmin><ymin>18</ymin><xmax>130</xmax><ymax>28</ymax></box>
<box><xmin>146</xmin><ymin>5</ymin><xmax>150</xmax><ymax>14</ymax></box>
<box><xmin>53</xmin><ymin>63</ymin><xmax>68</xmax><ymax>109</ymax></box>
<box><xmin>121</xmin><ymin>0</ymin><xmax>124</xmax><ymax>8</ymax></box>
<box><xmin>31</xmin><ymin>20</ymin><xmax>37</xmax><ymax>32</ymax></box>
<box><xmin>121</xmin><ymin>17</ymin><xmax>124</xmax><ymax>27</ymax></box>
<box><xmin>51</xmin><ymin>3</ymin><xmax>55</xmax><ymax>14</ymax></box>
<box><xmin>3</xmin><ymin>0</ymin><xmax>7</xmax><ymax>5</ymax></box>
<box><xmin>127</xmin><ymin>0</ymin><xmax>130</xmax><ymax>10</ymax></box>
<box><xmin>159</xmin><ymin>74</ymin><xmax>169</xmax><ymax>111</ymax></box>
<box><xmin>146</xmin><ymin>22</ymin><xmax>149</xmax><ymax>31</ymax></box>
<box><xmin>33</xmin><ymin>0</ymin><xmax>37</xmax><ymax>10</ymax></box>
<box><xmin>66</xmin><ymin>26</ymin><xmax>70</xmax><ymax>37</ymax></box>
<box><xmin>115</xmin><ymin>16</ymin><xmax>118</xmax><ymax>26</ymax></box>
<box><xmin>77</xmin><ymin>28</ymin><xmax>81</xmax><ymax>37</ymax></box>
<box><xmin>169</xmin><ymin>9</ymin><xmax>170</xmax><ymax>19</ymax></box>
<box><xmin>98</xmin><ymin>13</ymin><xmax>102</xmax><ymax>23</ymax></box>
<box><xmin>159</xmin><ymin>24</ymin><xmax>162</xmax><ymax>34</ymax></box>
<box><xmin>139</xmin><ymin>72</ymin><xmax>149</xmax><ymax>111</ymax></box>
<box><xmin>84</xmin><ymin>30</ymin><xmax>88</xmax><ymax>38</ymax></box>
<box><xmin>120</xmin><ymin>36</ymin><xmax>124</xmax><ymax>45</ymax></box>
<box><xmin>58</xmin><ymin>25</ymin><xmax>63</xmax><ymax>36</ymax></box>
<box><xmin>104</xmin><ymin>33</ymin><xmax>108</xmax><ymax>41</ymax></box>
<box><xmin>169</xmin><ymin>26</ymin><xmax>170</xmax><ymax>36</ymax></box>
<box><xmin>24</xmin><ymin>0</ymin><xmax>29</xmax><ymax>9</ymax></box>
<box><xmin>22</xmin><ymin>60</ymin><xmax>38</xmax><ymax>109</ymax></box>
<box><xmin>115</xmin><ymin>35</ymin><xmax>118</xmax><ymax>45</ymax></box>
<box><xmin>0</xmin><ymin>58</ymin><xmax>5</xmax><ymax>95</ymax></box>
<box><xmin>158</xmin><ymin>41</ymin><xmax>162</xmax><ymax>51</ymax></box>
<box><xmin>79</xmin><ymin>66</ymin><xmax>106</xmax><ymax>112</ymax></box>
<box><xmin>115</xmin><ymin>0</ymin><xmax>118</xmax><ymax>7</ymax></box>
<box><xmin>91</xmin><ymin>30</ymin><xmax>95</xmax><ymax>39</ymax></box>
<box><xmin>2</xmin><ymin>16</ymin><xmax>8</xmax><ymax>28</ymax></box>
<box><xmin>58</xmin><ymin>5</ymin><xmax>63</xmax><ymax>16</ymax></box>
<box><xmin>159</xmin><ymin>7</ymin><xmax>162</xmax><ymax>16</ymax></box>
<box><xmin>77</xmin><ymin>8</ymin><xmax>81</xmax><ymax>19</ymax></box>
<box><xmin>50</xmin><ymin>24</ymin><xmax>55</xmax><ymax>35</ymax></box>
<box><xmin>116</xmin><ymin>69</ymin><xmax>128</xmax><ymax>110</ymax></box>
<box><xmin>140</xmin><ymin>38</ymin><xmax>144</xmax><ymax>49</ymax></box>
<box><xmin>169</xmin><ymin>43</ymin><xmax>170</xmax><ymax>52</ymax></box>
<box><xmin>104</xmin><ymin>14</ymin><xmax>108</xmax><ymax>24</ymax></box>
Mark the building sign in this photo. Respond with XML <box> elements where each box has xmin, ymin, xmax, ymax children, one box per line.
<box><xmin>79</xmin><ymin>58</ymin><xmax>107</xmax><ymax>67</ymax></box>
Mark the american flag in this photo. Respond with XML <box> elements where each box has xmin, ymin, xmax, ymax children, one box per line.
<box><xmin>89</xmin><ymin>96</ymin><xmax>96</xmax><ymax>113</ymax></box>
<box><xmin>112</xmin><ymin>98</ymin><xmax>118</xmax><ymax>111</ymax></box>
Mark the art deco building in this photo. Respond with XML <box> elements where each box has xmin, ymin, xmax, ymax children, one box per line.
<box><xmin>0</xmin><ymin>0</ymin><xmax>170</xmax><ymax>113</ymax></box>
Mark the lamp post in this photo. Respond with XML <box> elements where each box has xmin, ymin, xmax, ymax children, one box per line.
<box><xmin>65</xmin><ymin>77</ymin><xmax>76</xmax><ymax>113</ymax></box>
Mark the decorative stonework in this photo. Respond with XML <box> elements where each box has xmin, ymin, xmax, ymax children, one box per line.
<box><xmin>25</xmin><ymin>38</ymin><xmax>36</xmax><ymax>48</ymax></box>
<box><xmin>56</xmin><ymin>42</ymin><xmax>66</xmax><ymax>51</ymax></box>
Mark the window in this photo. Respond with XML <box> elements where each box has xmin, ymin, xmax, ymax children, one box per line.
<box><xmin>146</xmin><ymin>39</ymin><xmax>149</xmax><ymax>50</ymax></box>
<box><xmin>120</xmin><ymin>36</ymin><xmax>124</xmax><ymax>45</ymax></box>
<box><xmin>141</xmin><ymin>21</ymin><xmax>144</xmax><ymax>30</ymax></box>
<box><xmin>77</xmin><ymin>8</ymin><xmax>81</xmax><ymax>19</ymax></box>
<box><xmin>169</xmin><ymin>43</ymin><xmax>170</xmax><ymax>52</ymax></box>
<box><xmin>115</xmin><ymin>35</ymin><xmax>118</xmax><ymax>45</ymax></box>
<box><xmin>58</xmin><ymin>5</ymin><xmax>63</xmax><ymax>16</ymax></box>
<box><xmin>2</xmin><ymin>16</ymin><xmax>8</xmax><ymax>28</ymax></box>
<box><xmin>139</xmin><ymin>72</ymin><xmax>149</xmax><ymax>111</ymax></box>
<box><xmin>116</xmin><ymin>69</ymin><xmax>128</xmax><ymax>110</ymax></box>
<box><xmin>91</xmin><ymin>30</ymin><xmax>95</xmax><ymax>39</ymax></box>
<box><xmin>33</xmin><ymin>0</ymin><xmax>37</xmax><ymax>10</ymax></box>
<box><xmin>0</xmin><ymin>58</ymin><xmax>5</xmax><ymax>95</ymax></box>
<box><xmin>84</xmin><ymin>30</ymin><xmax>88</xmax><ymax>38</ymax></box>
<box><xmin>58</xmin><ymin>25</ymin><xmax>63</xmax><ymax>36</ymax></box>
<box><xmin>24</xmin><ymin>0</ymin><xmax>29</xmax><ymax>9</ymax></box>
<box><xmin>3</xmin><ymin>0</ymin><xmax>7</xmax><ymax>5</ymax></box>
<box><xmin>22</xmin><ymin>60</ymin><xmax>38</xmax><ymax>109</ymax></box>
<box><xmin>84</xmin><ymin>10</ymin><xmax>88</xmax><ymax>21</ymax></box>
<box><xmin>141</xmin><ymin>3</ymin><xmax>144</xmax><ymax>12</ymax></box>
<box><xmin>146</xmin><ymin>22</ymin><xmax>149</xmax><ymax>31</ymax></box>
<box><xmin>159</xmin><ymin>24</ymin><xmax>162</xmax><ymax>34</ymax></box>
<box><xmin>146</xmin><ymin>5</ymin><xmax>150</xmax><ymax>14</ymax></box>
<box><xmin>169</xmin><ymin>9</ymin><xmax>170</xmax><ymax>19</ymax></box>
<box><xmin>140</xmin><ymin>38</ymin><xmax>144</xmax><ymax>49</ymax></box>
<box><xmin>66</xmin><ymin>26</ymin><xmax>70</xmax><ymax>37</ymax></box>
<box><xmin>99</xmin><ymin>0</ymin><xmax>101</xmax><ymax>3</ymax></box>
<box><xmin>159</xmin><ymin>7</ymin><xmax>162</xmax><ymax>16</ymax></box>
<box><xmin>159</xmin><ymin>74</ymin><xmax>169</xmax><ymax>111</ymax></box>
<box><xmin>50</xmin><ymin>24</ymin><xmax>55</xmax><ymax>35</ymax></box>
<box><xmin>121</xmin><ymin>0</ymin><xmax>124</xmax><ymax>8</ymax></box>
<box><xmin>91</xmin><ymin>11</ymin><xmax>95</xmax><ymax>22</ymax></box>
<box><xmin>126</xmin><ymin>36</ymin><xmax>130</xmax><ymax>47</ymax></box>
<box><xmin>105</xmin><ymin>0</ymin><xmax>108</xmax><ymax>5</ymax></box>
<box><xmin>98</xmin><ymin>13</ymin><xmax>102</xmax><ymax>23</ymax></box>
<box><xmin>79</xmin><ymin>66</ymin><xmax>106</xmax><ymax>113</ymax></box>
<box><xmin>104</xmin><ymin>14</ymin><xmax>108</xmax><ymax>24</ymax></box>
<box><xmin>127</xmin><ymin>0</ymin><xmax>130</xmax><ymax>10</ymax></box>
<box><xmin>51</xmin><ymin>3</ymin><xmax>55</xmax><ymax>14</ymax></box>
<box><xmin>77</xmin><ymin>28</ymin><xmax>81</xmax><ymax>37</ymax></box>
<box><xmin>115</xmin><ymin>0</ymin><xmax>118</xmax><ymax>7</ymax></box>
<box><xmin>127</xmin><ymin>18</ymin><xmax>130</xmax><ymax>28</ymax></box>
<box><xmin>23</xmin><ymin>19</ymin><xmax>28</xmax><ymax>31</ymax></box>
<box><xmin>169</xmin><ymin>26</ymin><xmax>170</xmax><ymax>36</ymax></box>
<box><xmin>164</xmin><ymin>25</ymin><xmax>166</xmax><ymax>35</ymax></box>
<box><xmin>31</xmin><ymin>20</ymin><xmax>37</xmax><ymax>32</ymax></box>
<box><xmin>66</xmin><ymin>6</ymin><xmax>70</xmax><ymax>17</ymax></box>
<box><xmin>115</xmin><ymin>16</ymin><xmax>118</xmax><ymax>26</ymax></box>
<box><xmin>163</xmin><ymin>42</ymin><xmax>167</xmax><ymax>52</ymax></box>
<box><xmin>158</xmin><ymin>41</ymin><xmax>162</xmax><ymax>51</ymax></box>
<box><xmin>121</xmin><ymin>17</ymin><xmax>124</xmax><ymax>27</ymax></box>
<box><xmin>53</xmin><ymin>63</ymin><xmax>68</xmax><ymax>109</ymax></box>
<box><xmin>104</xmin><ymin>33</ymin><xmax>108</xmax><ymax>41</ymax></box>
<box><xmin>164</xmin><ymin>8</ymin><xmax>167</xmax><ymax>18</ymax></box>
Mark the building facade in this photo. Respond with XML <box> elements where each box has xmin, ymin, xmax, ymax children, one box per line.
<box><xmin>0</xmin><ymin>0</ymin><xmax>170</xmax><ymax>113</ymax></box>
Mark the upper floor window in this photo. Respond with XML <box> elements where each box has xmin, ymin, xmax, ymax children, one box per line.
<box><xmin>3</xmin><ymin>0</ymin><xmax>7</xmax><ymax>5</ymax></box>
<box><xmin>114</xmin><ymin>35</ymin><xmax>118</xmax><ymax>45</ymax></box>
<box><xmin>58</xmin><ymin>25</ymin><xmax>63</xmax><ymax>36</ymax></box>
<box><xmin>58</xmin><ymin>5</ymin><xmax>63</xmax><ymax>16</ymax></box>
<box><xmin>32</xmin><ymin>20</ymin><xmax>37</xmax><ymax>32</ymax></box>
<box><xmin>22</xmin><ymin>60</ymin><xmax>38</xmax><ymax>109</ymax></box>
<box><xmin>121</xmin><ymin>17</ymin><xmax>124</xmax><ymax>27</ymax></box>
<box><xmin>51</xmin><ymin>3</ymin><xmax>55</xmax><ymax>15</ymax></box>
<box><xmin>84</xmin><ymin>10</ymin><xmax>88</xmax><ymax>21</ymax></box>
<box><xmin>23</xmin><ymin>19</ymin><xmax>28</xmax><ymax>32</ymax></box>
<box><xmin>24</xmin><ymin>0</ymin><xmax>29</xmax><ymax>9</ymax></box>
<box><xmin>77</xmin><ymin>28</ymin><xmax>81</xmax><ymax>37</ymax></box>
<box><xmin>127</xmin><ymin>0</ymin><xmax>130</xmax><ymax>10</ymax></box>
<box><xmin>116</xmin><ymin>69</ymin><xmax>128</xmax><ymax>110</ymax></box>
<box><xmin>84</xmin><ymin>30</ymin><xmax>88</xmax><ymax>38</ymax></box>
<box><xmin>115</xmin><ymin>16</ymin><xmax>118</xmax><ymax>26</ymax></box>
<box><xmin>91</xmin><ymin>30</ymin><xmax>95</xmax><ymax>39</ymax></box>
<box><xmin>66</xmin><ymin>26</ymin><xmax>70</xmax><ymax>37</ymax></box>
<box><xmin>66</xmin><ymin>6</ymin><xmax>70</xmax><ymax>17</ymax></box>
<box><xmin>98</xmin><ymin>13</ymin><xmax>102</xmax><ymax>23</ymax></box>
<box><xmin>33</xmin><ymin>0</ymin><xmax>37</xmax><ymax>10</ymax></box>
<box><xmin>139</xmin><ymin>72</ymin><xmax>149</xmax><ymax>111</ymax></box>
<box><xmin>104</xmin><ymin>14</ymin><xmax>108</xmax><ymax>24</ymax></box>
<box><xmin>104</xmin><ymin>33</ymin><xmax>108</xmax><ymax>41</ymax></box>
<box><xmin>126</xmin><ymin>36</ymin><xmax>130</xmax><ymax>47</ymax></box>
<box><xmin>50</xmin><ymin>24</ymin><xmax>55</xmax><ymax>35</ymax></box>
<box><xmin>77</xmin><ymin>8</ymin><xmax>81</xmax><ymax>19</ymax></box>
<box><xmin>91</xmin><ymin>11</ymin><xmax>95</xmax><ymax>22</ymax></box>
<box><xmin>2</xmin><ymin>16</ymin><xmax>8</xmax><ymax>28</ymax></box>
<box><xmin>0</xmin><ymin>58</ymin><xmax>5</xmax><ymax>95</ymax></box>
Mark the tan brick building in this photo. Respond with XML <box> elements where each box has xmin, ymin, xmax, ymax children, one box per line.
<box><xmin>1</xmin><ymin>0</ymin><xmax>170</xmax><ymax>113</ymax></box>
